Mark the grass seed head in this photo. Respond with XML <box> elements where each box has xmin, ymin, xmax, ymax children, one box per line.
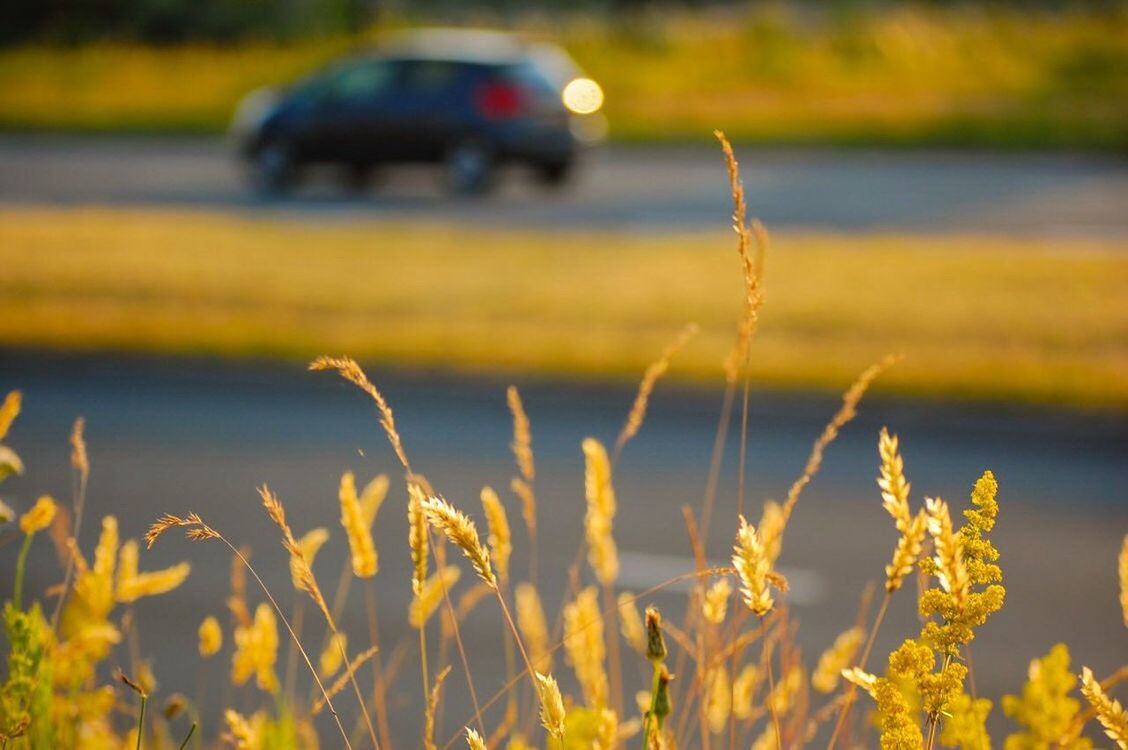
<box><xmin>733</xmin><ymin>514</ymin><xmax>774</xmax><ymax>616</ymax></box>
<box><xmin>925</xmin><ymin>497</ymin><xmax>970</xmax><ymax>609</ymax></box>
<box><xmin>421</xmin><ymin>495</ymin><xmax>496</xmax><ymax>589</ymax></box>
<box><xmin>1080</xmin><ymin>666</ymin><xmax>1128</xmax><ymax>747</ymax></box>
<box><xmin>516</xmin><ymin>582</ymin><xmax>551</xmax><ymax>673</ymax></box>
<box><xmin>535</xmin><ymin>672</ymin><xmax>567</xmax><ymax>739</ymax></box>
<box><xmin>480</xmin><ymin>486</ymin><xmax>512</xmax><ymax>584</ymax></box>
<box><xmin>340</xmin><ymin>471</ymin><xmax>378</xmax><ymax>579</ymax></box>
<box><xmin>618</xmin><ymin>592</ymin><xmax>647</xmax><ymax>654</ymax></box>
<box><xmin>310</xmin><ymin>355</ymin><xmax>411</xmax><ymax>471</ymax></box>
<box><xmin>408</xmin><ymin>481</ymin><xmax>429</xmax><ymax>596</ymax></box>
<box><xmin>812</xmin><ymin>626</ymin><xmax>865</xmax><ymax>693</ymax></box>
<box><xmin>1120</xmin><ymin>534</ymin><xmax>1128</xmax><ymax>629</ymax></box>
<box><xmin>507</xmin><ymin>385</ymin><xmax>535</xmax><ymax>483</ymax></box>
<box><xmin>564</xmin><ymin>586</ymin><xmax>608</xmax><ymax>708</ymax></box>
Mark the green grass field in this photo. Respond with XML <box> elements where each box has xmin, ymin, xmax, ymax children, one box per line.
<box><xmin>1</xmin><ymin>207</ymin><xmax>1125</xmax><ymax>408</ymax></box>
<box><xmin>1</xmin><ymin>6</ymin><xmax>1125</xmax><ymax>147</ymax></box>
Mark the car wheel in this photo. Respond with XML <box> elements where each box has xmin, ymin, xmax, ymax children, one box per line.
<box><xmin>253</xmin><ymin>139</ymin><xmax>297</xmax><ymax>195</ymax></box>
<box><xmin>341</xmin><ymin>163</ymin><xmax>378</xmax><ymax>194</ymax></box>
<box><xmin>445</xmin><ymin>140</ymin><xmax>496</xmax><ymax>195</ymax></box>
<box><xmin>534</xmin><ymin>159</ymin><xmax>574</xmax><ymax>188</ymax></box>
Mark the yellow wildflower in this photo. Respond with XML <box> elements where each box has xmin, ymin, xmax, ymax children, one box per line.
<box><xmin>19</xmin><ymin>495</ymin><xmax>56</xmax><ymax>534</ymax></box>
<box><xmin>232</xmin><ymin>602</ymin><xmax>279</xmax><ymax>693</ymax></box>
<box><xmin>198</xmin><ymin>616</ymin><xmax>222</xmax><ymax>657</ymax></box>
<box><xmin>115</xmin><ymin>539</ymin><xmax>191</xmax><ymax>603</ymax></box>
<box><xmin>225</xmin><ymin>709</ymin><xmax>260</xmax><ymax>750</ymax></box>
<box><xmin>1080</xmin><ymin>666</ymin><xmax>1128</xmax><ymax>748</ymax></box>
<box><xmin>0</xmin><ymin>390</ymin><xmax>20</xmax><ymax>439</ymax></box>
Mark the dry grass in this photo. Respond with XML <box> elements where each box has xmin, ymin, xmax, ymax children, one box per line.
<box><xmin>0</xmin><ymin>206</ymin><xmax>1125</xmax><ymax>407</ymax></box>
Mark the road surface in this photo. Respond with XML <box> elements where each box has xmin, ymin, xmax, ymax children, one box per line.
<box><xmin>1</xmin><ymin>136</ymin><xmax>1126</xmax><ymax>236</ymax></box>
<box><xmin>0</xmin><ymin>354</ymin><xmax>1124</xmax><ymax>745</ymax></box>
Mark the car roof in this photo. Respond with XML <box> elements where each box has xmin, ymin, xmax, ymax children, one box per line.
<box><xmin>377</xmin><ymin>28</ymin><xmax>530</xmax><ymax>66</ymax></box>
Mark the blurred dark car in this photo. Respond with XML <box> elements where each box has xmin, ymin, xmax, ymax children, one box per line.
<box><xmin>230</xmin><ymin>29</ymin><xmax>606</xmax><ymax>194</ymax></box>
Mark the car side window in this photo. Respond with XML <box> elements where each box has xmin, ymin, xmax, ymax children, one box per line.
<box><xmin>400</xmin><ymin>61</ymin><xmax>462</xmax><ymax>96</ymax></box>
<box><xmin>327</xmin><ymin>61</ymin><xmax>396</xmax><ymax>103</ymax></box>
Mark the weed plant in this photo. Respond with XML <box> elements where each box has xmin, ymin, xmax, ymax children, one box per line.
<box><xmin>1</xmin><ymin>135</ymin><xmax>1126</xmax><ymax>749</ymax></box>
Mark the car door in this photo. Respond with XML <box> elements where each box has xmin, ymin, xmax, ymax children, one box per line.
<box><xmin>392</xmin><ymin>59</ymin><xmax>470</xmax><ymax>161</ymax></box>
<box><xmin>299</xmin><ymin>59</ymin><xmax>399</xmax><ymax>164</ymax></box>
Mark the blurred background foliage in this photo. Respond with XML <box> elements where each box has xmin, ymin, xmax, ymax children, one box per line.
<box><xmin>0</xmin><ymin>1</ymin><xmax>1124</xmax><ymax>147</ymax></box>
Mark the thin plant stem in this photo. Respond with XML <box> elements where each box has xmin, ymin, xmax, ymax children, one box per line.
<box><xmin>362</xmin><ymin>583</ymin><xmax>394</xmax><ymax>750</ymax></box>
<box><xmin>50</xmin><ymin>447</ymin><xmax>88</xmax><ymax>630</ymax></box>
<box><xmin>763</xmin><ymin>615</ymin><xmax>782</xmax><ymax>750</ymax></box>
<box><xmin>429</xmin><ymin>527</ymin><xmax>487</xmax><ymax>737</ymax></box>
<box><xmin>827</xmin><ymin>590</ymin><xmax>892</xmax><ymax>750</ymax></box>
<box><xmin>177</xmin><ymin>723</ymin><xmax>196</xmax><ymax>750</ymax></box>
<box><xmin>602</xmin><ymin>581</ymin><xmax>624</xmax><ymax>719</ymax></box>
<box><xmin>925</xmin><ymin>653</ymin><xmax>954</xmax><ymax>750</ymax></box>
<box><xmin>135</xmin><ymin>694</ymin><xmax>147</xmax><ymax>750</ymax></box>
<box><xmin>219</xmin><ymin>538</ymin><xmax>353</xmax><ymax>749</ymax></box>
<box><xmin>13</xmin><ymin>533</ymin><xmax>33</xmax><ymax>610</ymax></box>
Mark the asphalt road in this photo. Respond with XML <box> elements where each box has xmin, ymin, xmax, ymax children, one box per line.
<box><xmin>1</xmin><ymin>354</ymin><xmax>1125</xmax><ymax>746</ymax></box>
<box><xmin>1</xmin><ymin>136</ymin><xmax>1126</xmax><ymax>236</ymax></box>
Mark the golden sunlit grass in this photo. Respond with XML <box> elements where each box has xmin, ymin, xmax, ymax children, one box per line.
<box><xmin>0</xmin><ymin>6</ymin><xmax>1124</xmax><ymax>147</ymax></box>
<box><xmin>1</xmin><ymin>206</ymin><xmax>1126</xmax><ymax>407</ymax></box>
<box><xmin>2</xmin><ymin>135</ymin><xmax>1126</xmax><ymax>750</ymax></box>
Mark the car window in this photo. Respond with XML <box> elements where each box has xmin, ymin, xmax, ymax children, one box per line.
<box><xmin>400</xmin><ymin>60</ymin><xmax>462</xmax><ymax>95</ymax></box>
<box><xmin>330</xmin><ymin>61</ymin><xmax>396</xmax><ymax>101</ymax></box>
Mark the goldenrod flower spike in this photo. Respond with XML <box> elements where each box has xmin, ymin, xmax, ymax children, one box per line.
<box><xmin>198</xmin><ymin>616</ymin><xmax>222</xmax><ymax>657</ymax></box>
<box><xmin>19</xmin><ymin>495</ymin><xmax>56</xmax><ymax>534</ymax></box>
<box><xmin>1080</xmin><ymin>666</ymin><xmax>1128</xmax><ymax>748</ymax></box>
<box><xmin>732</xmin><ymin>514</ymin><xmax>774</xmax><ymax>616</ymax></box>
<box><xmin>340</xmin><ymin>471</ymin><xmax>377</xmax><ymax>578</ymax></box>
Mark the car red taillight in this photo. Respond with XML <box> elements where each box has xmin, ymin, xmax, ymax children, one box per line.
<box><xmin>474</xmin><ymin>82</ymin><xmax>524</xmax><ymax>120</ymax></box>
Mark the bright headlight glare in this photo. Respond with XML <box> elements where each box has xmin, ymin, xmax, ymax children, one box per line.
<box><xmin>562</xmin><ymin>78</ymin><xmax>604</xmax><ymax>115</ymax></box>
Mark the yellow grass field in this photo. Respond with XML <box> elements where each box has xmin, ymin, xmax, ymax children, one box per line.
<box><xmin>1</xmin><ymin>6</ymin><xmax>1124</xmax><ymax>147</ymax></box>
<box><xmin>1</xmin><ymin>207</ymin><xmax>1125</xmax><ymax>407</ymax></box>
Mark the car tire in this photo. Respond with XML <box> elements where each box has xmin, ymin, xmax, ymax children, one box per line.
<box><xmin>445</xmin><ymin>140</ymin><xmax>496</xmax><ymax>195</ymax></box>
<box><xmin>252</xmin><ymin>139</ymin><xmax>297</xmax><ymax>195</ymax></box>
<box><xmin>534</xmin><ymin>159</ymin><xmax>574</xmax><ymax>188</ymax></box>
